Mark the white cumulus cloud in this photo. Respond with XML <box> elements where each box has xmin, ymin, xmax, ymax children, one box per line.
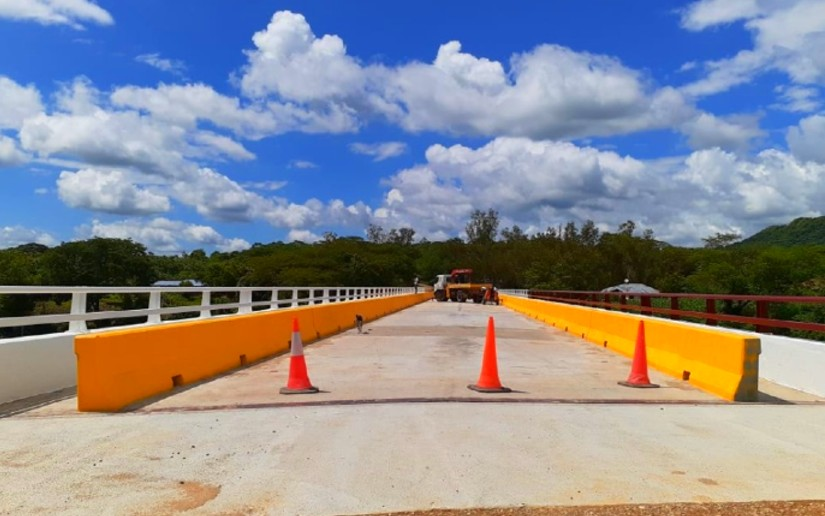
<box><xmin>57</xmin><ymin>168</ymin><xmax>171</xmax><ymax>215</ymax></box>
<box><xmin>243</xmin><ymin>180</ymin><xmax>287</xmax><ymax>191</ymax></box>
<box><xmin>236</xmin><ymin>11</ymin><xmax>697</xmax><ymax>140</ymax></box>
<box><xmin>787</xmin><ymin>114</ymin><xmax>825</xmax><ymax>163</ymax></box>
<box><xmin>773</xmin><ymin>85</ymin><xmax>821</xmax><ymax>113</ymax></box>
<box><xmin>54</xmin><ymin>76</ymin><xmax>101</xmax><ymax>115</ymax></box>
<box><xmin>0</xmin><ymin>135</ymin><xmax>29</xmax><ymax>166</ymax></box>
<box><xmin>287</xmin><ymin>229</ymin><xmax>322</xmax><ymax>243</ymax></box>
<box><xmin>190</xmin><ymin>131</ymin><xmax>255</xmax><ymax>161</ymax></box>
<box><xmin>135</xmin><ymin>53</ymin><xmax>187</xmax><ymax>76</ymax></box>
<box><xmin>0</xmin><ymin>76</ymin><xmax>43</xmax><ymax>130</ymax></box>
<box><xmin>20</xmin><ymin>109</ymin><xmax>190</xmax><ymax>177</ymax></box>
<box><xmin>0</xmin><ymin>225</ymin><xmax>57</xmax><ymax>248</ymax></box>
<box><xmin>682</xmin><ymin>0</ymin><xmax>825</xmax><ymax>97</ymax></box>
<box><xmin>680</xmin><ymin>0</ymin><xmax>761</xmax><ymax>31</ymax></box>
<box><xmin>0</xmin><ymin>0</ymin><xmax>113</xmax><ymax>29</ymax></box>
<box><xmin>288</xmin><ymin>160</ymin><xmax>318</xmax><ymax>169</ymax></box>
<box><xmin>680</xmin><ymin>112</ymin><xmax>763</xmax><ymax>152</ymax></box>
<box><xmin>111</xmin><ymin>83</ymin><xmax>278</xmax><ymax>138</ymax></box>
<box><xmin>349</xmin><ymin>141</ymin><xmax>407</xmax><ymax>161</ymax></box>
<box><xmin>85</xmin><ymin>218</ymin><xmax>251</xmax><ymax>254</ymax></box>
<box><xmin>240</xmin><ymin>11</ymin><xmax>367</xmax><ymax>102</ymax></box>
<box><xmin>375</xmin><ymin>137</ymin><xmax>825</xmax><ymax>245</ymax></box>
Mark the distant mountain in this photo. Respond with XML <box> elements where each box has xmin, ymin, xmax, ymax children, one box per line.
<box><xmin>740</xmin><ymin>216</ymin><xmax>825</xmax><ymax>247</ymax></box>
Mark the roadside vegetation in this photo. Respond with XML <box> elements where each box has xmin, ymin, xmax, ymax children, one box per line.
<box><xmin>2</xmin><ymin>210</ymin><xmax>825</xmax><ymax>338</ymax></box>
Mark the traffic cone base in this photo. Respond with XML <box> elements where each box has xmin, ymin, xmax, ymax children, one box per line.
<box><xmin>618</xmin><ymin>320</ymin><xmax>660</xmax><ymax>389</ymax></box>
<box><xmin>280</xmin><ymin>385</ymin><xmax>320</xmax><ymax>394</ymax></box>
<box><xmin>467</xmin><ymin>383</ymin><xmax>512</xmax><ymax>393</ymax></box>
<box><xmin>618</xmin><ymin>380</ymin><xmax>659</xmax><ymax>389</ymax></box>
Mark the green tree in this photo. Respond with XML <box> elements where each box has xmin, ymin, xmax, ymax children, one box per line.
<box><xmin>40</xmin><ymin>238</ymin><xmax>156</xmax><ymax>286</ymax></box>
<box><xmin>465</xmin><ymin>209</ymin><xmax>499</xmax><ymax>244</ymax></box>
<box><xmin>702</xmin><ymin>232</ymin><xmax>742</xmax><ymax>249</ymax></box>
<box><xmin>501</xmin><ymin>225</ymin><xmax>527</xmax><ymax>243</ymax></box>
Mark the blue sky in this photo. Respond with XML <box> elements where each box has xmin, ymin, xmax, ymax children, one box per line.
<box><xmin>2</xmin><ymin>0</ymin><xmax>825</xmax><ymax>253</ymax></box>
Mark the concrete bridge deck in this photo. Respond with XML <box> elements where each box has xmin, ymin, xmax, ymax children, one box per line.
<box><xmin>2</xmin><ymin>302</ymin><xmax>825</xmax><ymax>514</ymax></box>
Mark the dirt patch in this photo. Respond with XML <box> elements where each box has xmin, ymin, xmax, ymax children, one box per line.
<box><xmin>0</xmin><ymin>448</ymin><xmax>39</xmax><ymax>468</ymax></box>
<box><xmin>362</xmin><ymin>500</ymin><xmax>825</xmax><ymax>516</ymax></box>
<box><xmin>161</xmin><ymin>481</ymin><xmax>220</xmax><ymax>513</ymax></box>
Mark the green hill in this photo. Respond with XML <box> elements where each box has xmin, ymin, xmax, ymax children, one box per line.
<box><xmin>740</xmin><ymin>216</ymin><xmax>825</xmax><ymax>246</ymax></box>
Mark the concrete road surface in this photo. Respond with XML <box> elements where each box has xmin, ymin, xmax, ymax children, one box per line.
<box><xmin>2</xmin><ymin>302</ymin><xmax>825</xmax><ymax>515</ymax></box>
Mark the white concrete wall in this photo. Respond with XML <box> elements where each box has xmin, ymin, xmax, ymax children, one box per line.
<box><xmin>612</xmin><ymin>316</ymin><xmax>825</xmax><ymax>397</ymax></box>
<box><xmin>0</xmin><ymin>334</ymin><xmax>76</xmax><ymax>405</ymax></box>
<box><xmin>759</xmin><ymin>335</ymin><xmax>825</xmax><ymax>397</ymax></box>
<box><xmin>634</xmin><ymin>318</ymin><xmax>825</xmax><ymax>397</ymax></box>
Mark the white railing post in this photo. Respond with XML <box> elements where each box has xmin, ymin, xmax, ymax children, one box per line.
<box><xmin>147</xmin><ymin>291</ymin><xmax>162</xmax><ymax>325</ymax></box>
<box><xmin>4</xmin><ymin>285</ymin><xmax>417</xmax><ymax>338</ymax></box>
<box><xmin>200</xmin><ymin>291</ymin><xmax>212</xmax><ymax>319</ymax></box>
<box><xmin>68</xmin><ymin>291</ymin><xmax>88</xmax><ymax>333</ymax></box>
<box><xmin>239</xmin><ymin>289</ymin><xmax>252</xmax><ymax>314</ymax></box>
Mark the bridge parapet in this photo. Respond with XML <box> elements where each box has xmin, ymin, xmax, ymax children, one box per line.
<box><xmin>501</xmin><ymin>294</ymin><xmax>761</xmax><ymax>401</ymax></box>
<box><xmin>75</xmin><ymin>291</ymin><xmax>430</xmax><ymax>412</ymax></box>
<box><xmin>0</xmin><ymin>286</ymin><xmax>418</xmax><ymax>407</ymax></box>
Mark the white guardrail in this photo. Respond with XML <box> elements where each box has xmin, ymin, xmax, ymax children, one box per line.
<box><xmin>0</xmin><ymin>285</ymin><xmax>416</xmax><ymax>407</ymax></box>
<box><xmin>499</xmin><ymin>289</ymin><xmax>529</xmax><ymax>297</ymax></box>
<box><xmin>0</xmin><ymin>285</ymin><xmax>415</xmax><ymax>335</ymax></box>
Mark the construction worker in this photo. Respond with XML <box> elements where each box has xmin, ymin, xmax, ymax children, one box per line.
<box><xmin>482</xmin><ymin>284</ymin><xmax>499</xmax><ymax>305</ymax></box>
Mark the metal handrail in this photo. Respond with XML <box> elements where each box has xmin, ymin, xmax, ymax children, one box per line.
<box><xmin>528</xmin><ymin>289</ymin><xmax>825</xmax><ymax>335</ymax></box>
<box><xmin>0</xmin><ymin>286</ymin><xmax>414</xmax><ymax>335</ymax></box>
<box><xmin>532</xmin><ymin>290</ymin><xmax>825</xmax><ymax>304</ymax></box>
<box><xmin>499</xmin><ymin>289</ymin><xmax>529</xmax><ymax>297</ymax></box>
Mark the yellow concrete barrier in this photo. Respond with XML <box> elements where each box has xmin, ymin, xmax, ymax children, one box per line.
<box><xmin>501</xmin><ymin>295</ymin><xmax>760</xmax><ymax>401</ymax></box>
<box><xmin>75</xmin><ymin>293</ymin><xmax>431</xmax><ymax>412</ymax></box>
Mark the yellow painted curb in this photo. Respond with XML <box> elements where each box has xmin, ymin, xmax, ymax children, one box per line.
<box><xmin>75</xmin><ymin>293</ymin><xmax>432</xmax><ymax>412</ymax></box>
<box><xmin>500</xmin><ymin>295</ymin><xmax>760</xmax><ymax>401</ymax></box>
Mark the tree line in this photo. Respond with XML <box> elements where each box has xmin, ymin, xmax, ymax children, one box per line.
<box><xmin>2</xmin><ymin>210</ymin><xmax>825</xmax><ymax>294</ymax></box>
<box><xmin>2</xmin><ymin>209</ymin><xmax>825</xmax><ymax>337</ymax></box>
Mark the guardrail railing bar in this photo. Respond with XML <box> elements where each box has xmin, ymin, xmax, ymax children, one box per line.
<box><xmin>0</xmin><ymin>287</ymin><xmax>416</xmax><ymax>332</ymax></box>
<box><xmin>528</xmin><ymin>290</ymin><xmax>825</xmax><ymax>335</ymax></box>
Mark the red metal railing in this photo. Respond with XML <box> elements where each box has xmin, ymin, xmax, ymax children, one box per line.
<box><xmin>528</xmin><ymin>290</ymin><xmax>825</xmax><ymax>336</ymax></box>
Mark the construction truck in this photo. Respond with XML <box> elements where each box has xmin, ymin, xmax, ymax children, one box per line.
<box><xmin>432</xmin><ymin>268</ymin><xmax>497</xmax><ymax>304</ymax></box>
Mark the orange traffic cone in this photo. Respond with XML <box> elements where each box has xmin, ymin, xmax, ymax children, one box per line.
<box><xmin>618</xmin><ymin>320</ymin><xmax>659</xmax><ymax>389</ymax></box>
<box><xmin>468</xmin><ymin>316</ymin><xmax>511</xmax><ymax>393</ymax></box>
<box><xmin>280</xmin><ymin>318</ymin><xmax>320</xmax><ymax>394</ymax></box>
